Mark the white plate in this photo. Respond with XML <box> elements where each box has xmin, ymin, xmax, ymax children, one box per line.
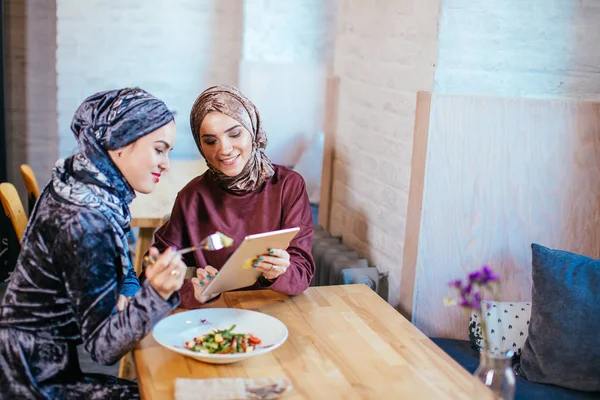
<box><xmin>152</xmin><ymin>308</ymin><xmax>288</xmax><ymax>364</ymax></box>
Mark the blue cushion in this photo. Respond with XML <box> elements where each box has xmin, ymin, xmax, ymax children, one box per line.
<box><xmin>517</xmin><ymin>244</ymin><xmax>600</xmax><ymax>392</ymax></box>
<box><xmin>431</xmin><ymin>338</ymin><xmax>600</xmax><ymax>399</ymax></box>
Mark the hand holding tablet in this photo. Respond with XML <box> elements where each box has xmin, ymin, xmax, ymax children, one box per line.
<box><xmin>201</xmin><ymin>227</ymin><xmax>300</xmax><ymax>298</ymax></box>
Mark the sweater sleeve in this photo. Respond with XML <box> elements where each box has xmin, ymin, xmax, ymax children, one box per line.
<box><xmin>260</xmin><ymin>175</ymin><xmax>315</xmax><ymax>295</ymax></box>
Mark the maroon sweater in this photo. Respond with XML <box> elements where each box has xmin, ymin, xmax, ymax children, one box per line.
<box><xmin>151</xmin><ymin>165</ymin><xmax>315</xmax><ymax>308</ymax></box>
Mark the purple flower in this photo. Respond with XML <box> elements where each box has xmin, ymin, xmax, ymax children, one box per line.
<box><xmin>458</xmin><ymin>299</ymin><xmax>471</xmax><ymax>307</ymax></box>
<box><xmin>481</xmin><ymin>265</ymin><xmax>500</xmax><ymax>283</ymax></box>
<box><xmin>462</xmin><ymin>283</ymin><xmax>473</xmax><ymax>296</ymax></box>
<box><xmin>468</xmin><ymin>270</ymin><xmax>482</xmax><ymax>282</ymax></box>
<box><xmin>459</xmin><ymin>298</ymin><xmax>481</xmax><ymax>311</ymax></box>
<box><xmin>446</xmin><ymin>265</ymin><xmax>500</xmax><ymax>313</ymax></box>
<box><xmin>449</xmin><ymin>279</ymin><xmax>462</xmax><ymax>288</ymax></box>
<box><xmin>446</xmin><ymin>265</ymin><xmax>501</xmax><ymax>351</ymax></box>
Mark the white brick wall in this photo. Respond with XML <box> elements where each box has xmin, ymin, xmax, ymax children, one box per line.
<box><xmin>239</xmin><ymin>0</ymin><xmax>336</xmax><ymax>166</ymax></box>
<box><xmin>435</xmin><ymin>0</ymin><xmax>600</xmax><ymax>99</ymax></box>
<box><xmin>5</xmin><ymin>0</ymin><xmax>58</xmax><ymax>202</ymax></box>
<box><xmin>330</xmin><ymin>0</ymin><xmax>441</xmax><ymax>308</ymax></box>
<box><xmin>56</xmin><ymin>0</ymin><xmax>243</xmax><ymax>160</ymax></box>
<box><xmin>242</xmin><ymin>0</ymin><xmax>336</xmax><ymax>64</ymax></box>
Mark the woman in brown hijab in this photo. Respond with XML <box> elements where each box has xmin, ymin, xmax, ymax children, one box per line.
<box><xmin>150</xmin><ymin>85</ymin><xmax>316</xmax><ymax>308</ymax></box>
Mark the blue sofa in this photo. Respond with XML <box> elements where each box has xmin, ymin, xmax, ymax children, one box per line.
<box><xmin>432</xmin><ymin>338</ymin><xmax>600</xmax><ymax>399</ymax></box>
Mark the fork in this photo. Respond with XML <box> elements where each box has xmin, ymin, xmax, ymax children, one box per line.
<box><xmin>142</xmin><ymin>231</ymin><xmax>234</xmax><ymax>266</ymax></box>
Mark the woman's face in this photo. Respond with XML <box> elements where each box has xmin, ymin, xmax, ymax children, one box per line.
<box><xmin>109</xmin><ymin>120</ymin><xmax>176</xmax><ymax>194</ymax></box>
<box><xmin>199</xmin><ymin>112</ymin><xmax>253</xmax><ymax>177</ymax></box>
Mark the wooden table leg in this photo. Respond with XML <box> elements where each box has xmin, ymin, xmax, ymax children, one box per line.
<box><xmin>118</xmin><ymin>352</ymin><xmax>137</xmax><ymax>381</ymax></box>
<box><xmin>133</xmin><ymin>227</ymin><xmax>155</xmax><ymax>276</ymax></box>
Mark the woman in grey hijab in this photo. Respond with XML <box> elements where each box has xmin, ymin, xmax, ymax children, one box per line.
<box><xmin>150</xmin><ymin>85</ymin><xmax>316</xmax><ymax>309</ymax></box>
<box><xmin>0</xmin><ymin>88</ymin><xmax>186</xmax><ymax>399</ymax></box>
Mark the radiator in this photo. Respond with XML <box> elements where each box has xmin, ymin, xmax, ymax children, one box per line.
<box><xmin>311</xmin><ymin>225</ymin><xmax>388</xmax><ymax>301</ymax></box>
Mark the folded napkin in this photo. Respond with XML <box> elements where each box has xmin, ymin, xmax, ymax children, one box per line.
<box><xmin>174</xmin><ymin>377</ymin><xmax>292</xmax><ymax>400</ymax></box>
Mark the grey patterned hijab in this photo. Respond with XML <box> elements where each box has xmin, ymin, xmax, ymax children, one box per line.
<box><xmin>190</xmin><ymin>85</ymin><xmax>274</xmax><ymax>194</ymax></box>
<box><xmin>27</xmin><ymin>88</ymin><xmax>173</xmax><ymax>274</ymax></box>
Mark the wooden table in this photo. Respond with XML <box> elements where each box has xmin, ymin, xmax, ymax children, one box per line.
<box><xmin>134</xmin><ymin>285</ymin><xmax>493</xmax><ymax>399</ymax></box>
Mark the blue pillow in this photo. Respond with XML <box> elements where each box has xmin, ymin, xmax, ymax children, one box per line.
<box><xmin>516</xmin><ymin>244</ymin><xmax>600</xmax><ymax>392</ymax></box>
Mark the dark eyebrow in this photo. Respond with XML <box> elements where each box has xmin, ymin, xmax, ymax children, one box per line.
<box><xmin>224</xmin><ymin>124</ymin><xmax>241</xmax><ymax>133</ymax></box>
<box><xmin>154</xmin><ymin>140</ymin><xmax>172</xmax><ymax>149</ymax></box>
<box><xmin>201</xmin><ymin>124</ymin><xmax>242</xmax><ymax>138</ymax></box>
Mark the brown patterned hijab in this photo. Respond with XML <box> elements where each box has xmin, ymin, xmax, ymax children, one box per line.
<box><xmin>190</xmin><ymin>85</ymin><xmax>274</xmax><ymax>194</ymax></box>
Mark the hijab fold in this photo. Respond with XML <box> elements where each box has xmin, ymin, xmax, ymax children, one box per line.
<box><xmin>25</xmin><ymin>88</ymin><xmax>174</xmax><ymax>275</ymax></box>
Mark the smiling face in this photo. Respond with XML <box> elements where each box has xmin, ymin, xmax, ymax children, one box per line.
<box><xmin>108</xmin><ymin>121</ymin><xmax>176</xmax><ymax>193</ymax></box>
<box><xmin>198</xmin><ymin>112</ymin><xmax>253</xmax><ymax>177</ymax></box>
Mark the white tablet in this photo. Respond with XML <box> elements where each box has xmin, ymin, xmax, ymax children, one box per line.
<box><xmin>202</xmin><ymin>227</ymin><xmax>300</xmax><ymax>297</ymax></box>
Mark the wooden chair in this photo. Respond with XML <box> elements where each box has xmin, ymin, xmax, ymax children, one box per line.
<box><xmin>0</xmin><ymin>182</ymin><xmax>28</xmax><ymax>243</ymax></box>
<box><xmin>19</xmin><ymin>164</ymin><xmax>41</xmax><ymax>214</ymax></box>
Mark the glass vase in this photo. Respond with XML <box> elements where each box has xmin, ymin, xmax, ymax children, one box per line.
<box><xmin>473</xmin><ymin>350</ymin><xmax>516</xmax><ymax>400</ymax></box>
